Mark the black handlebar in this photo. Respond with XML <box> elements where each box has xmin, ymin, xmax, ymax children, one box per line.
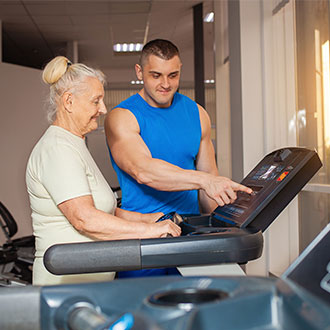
<box><xmin>44</xmin><ymin>228</ymin><xmax>263</xmax><ymax>275</ymax></box>
<box><xmin>44</xmin><ymin>239</ymin><xmax>141</xmax><ymax>275</ymax></box>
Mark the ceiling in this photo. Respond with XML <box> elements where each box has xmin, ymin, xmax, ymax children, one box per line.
<box><xmin>0</xmin><ymin>0</ymin><xmax>215</xmax><ymax>88</ymax></box>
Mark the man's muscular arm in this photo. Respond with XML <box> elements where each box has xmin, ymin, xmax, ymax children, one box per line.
<box><xmin>104</xmin><ymin>108</ymin><xmax>251</xmax><ymax>207</ymax></box>
<box><xmin>105</xmin><ymin>108</ymin><xmax>205</xmax><ymax>191</ymax></box>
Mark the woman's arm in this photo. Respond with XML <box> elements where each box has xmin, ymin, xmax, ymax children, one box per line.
<box><xmin>58</xmin><ymin>195</ymin><xmax>179</xmax><ymax>240</ymax></box>
<box><xmin>115</xmin><ymin>207</ymin><xmax>163</xmax><ymax>224</ymax></box>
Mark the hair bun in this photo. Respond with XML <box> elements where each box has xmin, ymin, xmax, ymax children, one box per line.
<box><xmin>42</xmin><ymin>56</ymin><xmax>72</xmax><ymax>85</ymax></box>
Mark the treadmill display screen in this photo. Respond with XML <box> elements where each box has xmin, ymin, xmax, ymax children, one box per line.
<box><xmin>253</xmin><ymin>165</ymin><xmax>285</xmax><ymax>181</ymax></box>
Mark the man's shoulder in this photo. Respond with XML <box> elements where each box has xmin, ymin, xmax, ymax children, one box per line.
<box><xmin>174</xmin><ymin>92</ymin><xmax>199</xmax><ymax>111</ymax></box>
<box><xmin>175</xmin><ymin>92</ymin><xmax>197</xmax><ymax>105</ymax></box>
<box><xmin>114</xmin><ymin>93</ymin><xmax>139</xmax><ymax>109</ymax></box>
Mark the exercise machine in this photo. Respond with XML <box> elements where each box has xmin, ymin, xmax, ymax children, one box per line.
<box><xmin>44</xmin><ymin>147</ymin><xmax>322</xmax><ymax>276</ymax></box>
<box><xmin>0</xmin><ymin>221</ymin><xmax>329</xmax><ymax>329</ymax></box>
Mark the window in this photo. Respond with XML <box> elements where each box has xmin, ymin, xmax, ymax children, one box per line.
<box><xmin>296</xmin><ymin>0</ymin><xmax>330</xmax><ymax>251</ymax></box>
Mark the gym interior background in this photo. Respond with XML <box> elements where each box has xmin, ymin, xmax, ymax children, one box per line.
<box><xmin>0</xmin><ymin>0</ymin><xmax>329</xmax><ymax>278</ymax></box>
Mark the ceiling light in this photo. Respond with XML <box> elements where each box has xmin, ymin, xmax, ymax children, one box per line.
<box><xmin>205</xmin><ymin>79</ymin><xmax>215</xmax><ymax>84</ymax></box>
<box><xmin>136</xmin><ymin>44</ymin><xmax>143</xmax><ymax>51</ymax></box>
<box><xmin>114</xmin><ymin>44</ymin><xmax>121</xmax><ymax>52</ymax></box>
<box><xmin>114</xmin><ymin>43</ymin><xmax>144</xmax><ymax>53</ymax></box>
<box><xmin>131</xmin><ymin>80</ymin><xmax>144</xmax><ymax>85</ymax></box>
<box><xmin>204</xmin><ymin>12</ymin><xmax>214</xmax><ymax>23</ymax></box>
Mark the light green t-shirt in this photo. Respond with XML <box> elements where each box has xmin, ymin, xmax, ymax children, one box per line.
<box><xmin>26</xmin><ymin>125</ymin><xmax>116</xmax><ymax>285</ymax></box>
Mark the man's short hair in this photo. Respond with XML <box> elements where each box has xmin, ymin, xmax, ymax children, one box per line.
<box><xmin>140</xmin><ymin>39</ymin><xmax>180</xmax><ymax>67</ymax></box>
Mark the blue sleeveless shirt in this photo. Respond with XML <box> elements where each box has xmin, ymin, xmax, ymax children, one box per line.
<box><xmin>110</xmin><ymin>92</ymin><xmax>201</xmax><ymax>215</ymax></box>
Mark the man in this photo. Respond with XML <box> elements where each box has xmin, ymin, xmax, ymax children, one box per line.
<box><xmin>105</xmin><ymin>39</ymin><xmax>251</xmax><ymax>214</ymax></box>
<box><xmin>105</xmin><ymin>39</ymin><xmax>251</xmax><ymax>277</ymax></box>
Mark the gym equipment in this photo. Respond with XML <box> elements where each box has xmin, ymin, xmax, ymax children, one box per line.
<box><xmin>0</xmin><ymin>201</ymin><xmax>34</xmax><ymax>285</ymax></box>
<box><xmin>0</xmin><ymin>222</ymin><xmax>329</xmax><ymax>330</ymax></box>
<box><xmin>44</xmin><ymin>147</ymin><xmax>322</xmax><ymax>275</ymax></box>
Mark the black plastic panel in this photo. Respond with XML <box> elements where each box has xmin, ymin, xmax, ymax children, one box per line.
<box><xmin>141</xmin><ymin>228</ymin><xmax>263</xmax><ymax>268</ymax></box>
<box><xmin>188</xmin><ymin>148</ymin><xmax>321</xmax><ymax>232</ymax></box>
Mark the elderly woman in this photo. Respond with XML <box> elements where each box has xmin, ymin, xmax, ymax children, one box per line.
<box><xmin>26</xmin><ymin>56</ymin><xmax>181</xmax><ymax>286</ymax></box>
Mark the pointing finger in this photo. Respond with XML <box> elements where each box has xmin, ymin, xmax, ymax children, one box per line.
<box><xmin>233</xmin><ymin>183</ymin><xmax>252</xmax><ymax>194</ymax></box>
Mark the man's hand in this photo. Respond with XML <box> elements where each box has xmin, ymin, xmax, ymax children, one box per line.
<box><xmin>203</xmin><ymin>175</ymin><xmax>252</xmax><ymax>207</ymax></box>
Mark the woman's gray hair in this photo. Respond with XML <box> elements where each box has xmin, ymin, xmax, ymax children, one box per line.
<box><xmin>42</xmin><ymin>56</ymin><xmax>106</xmax><ymax>123</ymax></box>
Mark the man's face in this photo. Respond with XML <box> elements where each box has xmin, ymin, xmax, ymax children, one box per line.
<box><xmin>135</xmin><ymin>54</ymin><xmax>182</xmax><ymax>108</ymax></box>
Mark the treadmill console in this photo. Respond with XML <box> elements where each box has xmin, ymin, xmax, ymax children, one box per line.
<box><xmin>184</xmin><ymin>147</ymin><xmax>321</xmax><ymax>232</ymax></box>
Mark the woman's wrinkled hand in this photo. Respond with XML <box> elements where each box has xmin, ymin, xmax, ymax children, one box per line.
<box><xmin>154</xmin><ymin>220</ymin><xmax>181</xmax><ymax>238</ymax></box>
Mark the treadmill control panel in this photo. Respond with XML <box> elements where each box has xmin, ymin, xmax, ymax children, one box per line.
<box><xmin>206</xmin><ymin>148</ymin><xmax>321</xmax><ymax>231</ymax></box>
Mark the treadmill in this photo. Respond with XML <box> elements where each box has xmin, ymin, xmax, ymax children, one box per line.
<box><xmin>0</xmin><ymin>219</ymin><xmax>329</xmax><ymax>330</ymax></box>
<box><xmin>43</xmin><ymin>147</ymin><xmax>322</xmax><ymax>276</ymax></box>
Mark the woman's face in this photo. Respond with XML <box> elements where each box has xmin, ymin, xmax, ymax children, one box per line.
<box><xmin>70</xmin><ymin>77</ymin><xmax>107</xmax><ymax>136</ymax></box>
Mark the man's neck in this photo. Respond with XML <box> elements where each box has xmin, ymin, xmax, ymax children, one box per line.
<box><xmin>138</xmin><ymin>89</ymin><xmax>174</xmax><ymax>108</ymax></box>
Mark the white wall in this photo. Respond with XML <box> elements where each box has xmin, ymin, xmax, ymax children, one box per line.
<box><xmin>0</xmin><ymin>62</ymin><xmax>48</xmax><ymax>243</ymax></box>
